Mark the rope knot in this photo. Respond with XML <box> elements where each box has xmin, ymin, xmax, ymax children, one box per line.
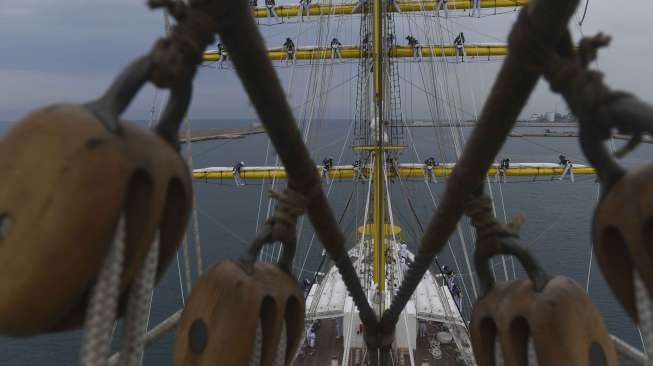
<box><xmin>268</xmin><ymin>188</ymin><xmax>308</xmax><ymax>228</ymax></box>
<box><xmin>463</xmin><ymin>194</ymin><xmax>525</xmax><ymax>239</ymax></box>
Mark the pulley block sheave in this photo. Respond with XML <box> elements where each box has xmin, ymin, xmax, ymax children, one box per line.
<box><xmin>174</xmin><ymin>261</ymin><xmax>305</xmax><ymax>366</ymax></box>
<box><xmin>592</xmin><ymin>165</ymin><xmax>653</xmax><ymax>322</ymax></box>
<box><xmin>470</xmin><ymin>238</ymin><xmax>616</xmax><ymax>365</ymax></box>
<box><xmin>0</xmin><ymin>55</ymin><xmax>193</xmax><ymax>336</ymax></box>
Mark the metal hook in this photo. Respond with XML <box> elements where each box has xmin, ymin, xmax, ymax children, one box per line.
<box><xmin>84</xmin><ymin>53</ymin><xmax>192</xmax><ymax>149</ymax></box>
<box><xmin>475</xmin><ymin>236</ymin><xmax>551</xmax><ymax>297</ymax></box>
<box><xmin>85</xmin><ymin>55</ymin><xmax>154</xmax><ymax>133</ymax></box>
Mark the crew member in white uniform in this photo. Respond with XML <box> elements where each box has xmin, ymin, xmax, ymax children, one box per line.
<box><xmin>233</xmin><ymin>161</ymin><xmax>245</xmax><ymax>187</ymax></box>
<box><xmin>437</xmin><ymin>0</ymin><xmax>448</xmax><ymax>18</ymax></box>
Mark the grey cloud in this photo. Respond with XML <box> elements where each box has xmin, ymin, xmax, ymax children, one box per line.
<box><xmin>1</xmin><ymin>0</ymin><xmax>652</xmax><ymax>121</ymax></box>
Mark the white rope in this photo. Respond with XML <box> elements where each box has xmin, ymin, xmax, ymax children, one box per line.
<box><xmin>383</xmin><ymin>162</ymin><xmax>416</xmax><ymax>366</ymax></box>
<box><xmin>494</xmin><ymin>338</ymin><xmax>539</xmax><ymax>366</ymax></box>
<box><xmin>80</xmin><ymin>215</ymin><xmax>161</xmax><ymax>366</ymax></box>
<box><xmin>404</xmin><ymin>122</ymin><xmax>474</xmax><ymax>309</ymax></box>
<box><xmin>248</xmin><ymin>322</ymin><xmax>263</xmax><ymax>366</ymax></box>
<box><xmin>635</xmin><ymin>271</ymin><xmax>653</xmax><ymax>363</ymax></box>
<box><xmin>117</xmin><ymin>233</ymin><xmax>160</xmax><ymax>366</ymax></box>
<box><xmin>585</xmin><ymin>183</ymin><xmax>601</xmax><ymax>293</ymax></box>
<box><xmin>109</xmin><ymin>309</ymin><xmax>183</xmax><ymax>364</ymax></box>
<box><xmin>247</xmin><ymin>322</ymin><xmax>287</xmax><ymax>366</ymax></box>
<box><xmin>273</xmin><ymin>324</ymin><xmax>287</xmax><ymax>366</ymax></box>
<box><xmin>80</xmin><ymin>215</ymin><xmax>127</xmax><ymax>366</ymax></box>
<box><xmin>611</xmin><ymin>334</ymin><xmax>649</xmax><ymax>365</ymax></box>
<box><xmin>298</xmin><ymin>118</ymin><xmax>355</xmax><ymax>276</ymax></box>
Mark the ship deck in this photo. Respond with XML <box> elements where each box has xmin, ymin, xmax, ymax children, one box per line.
<box><xmin>294</xmin><ymin>319</ymin><xmax>467</xmax><ymax>365</ymax></box>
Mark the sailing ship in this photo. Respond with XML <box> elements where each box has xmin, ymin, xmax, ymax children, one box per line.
<box><xmin>191</xmin><ymin>1</ymin><xmax>592</xmax><ymax>364</ymax></box>
<box><xmin>3</xmin><ymin>0</ymin><xmax>653</xmax><ymax>365</ymax></box>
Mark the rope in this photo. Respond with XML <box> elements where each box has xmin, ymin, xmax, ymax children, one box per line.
<box><xmin>611</xmin><ymin>334</ymin><xmax>649</xmax><ymax>365</ymax></box>
<box><xmin>80</xmin><ymin>215</ymin><xmax>127</xmax><ymax>366</ymax></box>
<box><xmin>464</xmin><ymin>194</ymin><xmax>523</xmax><ymax>240</ymax></box>
<box><xmin>108</xmin><ymin>310</ymin><xmax>182</xmax><ymax>364</ymax></box>
<box><xmin>635</xmin><ymin>271</ymin><xmax>653</xmax><ymax>363</ymax></box>
<box><xmin>185</xmin><ymin>120</ymin><xmax>204</xmax><ymax>276</ymax></box>
<box><xmin>117</xmin><ymin>233</ymin><xmax>160</xmax><ymax>366</ymax></box>
<box><xmin>268</xmin><ymin>189</ymin><xmax>307</xmax><ymax>227</ymax></box>
<box><xmin>80</xmin><ymin>215</ymin><xmax>161</xmax><ymax>366</ymax></box>
<box><xmin>247</xmin><ymin>322</ymin><xmax>263</xmax><ymax>366</ymax></box>
<box><xmin>382</xmin><ymin>163</ymin><xmax>415</xmax><ymax>366</ymax></box>
<box><xmin>246</xmin><ymin>322</ymin><xmax>287</xmax><ymax>366</ymax></box>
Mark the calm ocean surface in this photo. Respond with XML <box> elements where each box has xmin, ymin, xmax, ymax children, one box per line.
<box><xmin>0</xmin><ymin>118</ymin><xmax>649</xmax><ymax>365</ymax></box>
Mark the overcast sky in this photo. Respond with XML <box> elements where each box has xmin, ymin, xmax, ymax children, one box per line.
<box><xmin>1</xmin><ymin>0</ymin><xmax>652</xmax><ymax>122</ymax></box>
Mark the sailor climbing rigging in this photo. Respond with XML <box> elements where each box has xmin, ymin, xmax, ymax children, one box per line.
<box><xmin>442</xmin><ymin>266</ymin><xmax>462</xmax><ymax>311</ymax></box>
<box><xmin>399</xmin><ymin>240</ymin><xmax>408</xmax><ymax>262</ymax></box>
<box><xmin>388</xmin><ymin>0</ymin><xmax>401</xmax><ymax>13</ymax></box>
<box><xmin>330</xmin><ymin>38</ymin><xmax>342</xmax><ymax>59</ymax></box>
<box><xmin>321</xmin><ymin>156</ymin><xmax>334</xmax><ymax>184</ymax></box>
<box><xmin>454</xmin><ymin>32</ymin><xmax>466</xmax><ymax>63</ymax></box>
<box><xmin>216</xmin><ymin>42</ymin><xmax>227</xmax><ymax>68</ymax></box>
<box><xmin>265</xmin><ymin>0</ymin><xmax>277</xmax><ymax>18</ymax></box>
<box><xmin>406</xmin><ymin>35</ymin><xmax>422</xmax><ymax>61</ymax></box>
<box><xmin>497</xmin><ymin>157</ymin><xmax>510</xmax><ymax>182</ymax></box>
<box><xmin>282</xmin><ymin>37</ymin><xmax>296</xmax><ymax>63</ymax></box>
<box><xmin>361</xmin><ymin>32</ymin><xmax>371</xmax><ymax>56</ymax></box>
<box><xmin>424</xmin><ymin>157</ymin><xmax>438</xmax><ymax>183</ymax></box>
<box><xmin>470</xmin><ymin>0</ymin><xmax>481</xmax><ymax>18</ymax></box>
<box><xmin>303</xmin><ymin>278</ymin><xmax>312</xmax><ymax>297</ymax></box>
<box><xmin>352</xmin><ymin>0</ymin><xmax>367</xmax><ymax>13</ymax></box>
<box><xmin>386</xmin><ymin>33</ymin><xmax>395</xmax><ymax>48</ymax></box>
<box><xmin>558</xmin><ymin>154</ymin><xmax>574</xmax><ymax>182</ymax></box>
<box><xmin>233</xmin><ymin>161</ymin><xmax>245</xmax><ymax>187</ymax></box>
<box><xmin>352</xmin><ymin>159</ymin><xmax>366</xmax><ymax>182</ymax></box>
<box><xmin>305</xmin><ymin>323</ymin><xmax>317</xmax><ymax>351</ymax></box>
<box><xmin>437</xmin><ymin>0</ymin><xmax>448</xmax><ymax>17</ymax></box>
<box><xmin>298</xmin><ymin>0</ymin><xmax>311</xmax><ymax>21</ymax></box>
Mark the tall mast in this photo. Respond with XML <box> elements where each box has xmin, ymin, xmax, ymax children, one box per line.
<box><xmin>372</xmin><ymin>0</ymin><xmax>386</xmax><ymax>294</ymax></box>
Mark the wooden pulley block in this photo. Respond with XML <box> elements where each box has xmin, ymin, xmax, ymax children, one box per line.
<box><xmin>174</xmin><ymin>260</ymin><xmax>305</xmax><ymax>366</ymax></box>
<box><xmin>468</xmin><ymin>232</ymin><xmax>616</xmax><ymax>366</ymax></box>
<box><xmin>471</xmin><ymin>276</ymin><xmax>617</xmax><ymax>365</ymax></box>
<box><xmin>592</xmin><ymin>165</ymin><xmax>653</xmax><ymax>322</ymax></box>
<box><xmin>0</xmin><ymin>104</ymin><xmax>192</xmax><ymax>336</ymax></box>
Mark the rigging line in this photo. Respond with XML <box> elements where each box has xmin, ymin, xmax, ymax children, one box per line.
<box><xmin>185</xmin><ymin>120</ymin><xmax>204</xmax><ymax>276</ymax></box>
<box><xmin>255</xmin><ymin>141</ymin><xmax>272</xmax><ymax>236</ymax></box>
<box><xmin>298</xmin><ymin>118</ymin><xmax>356</xmax><ymax>276</ymax></box>
<box><xmin>419</xmin><ymin>177</ymin><xmax>475</xmax><ymax>310</ymax></box>
<box><xmin>397</xmin><ymin>74</ymin><xmax>476</xmax><ymax>119</ymax></box>
<box><xmin>147</xmin><ymin>89</ymin><xmax>160</xmax><ymax>129</ymax></box>
<box><xmin>578</xmin><ymin>0</ymin><xmax>590</xmax><ymax>26</ymax></box>
<box><xmin>419</xmin><ymin>10</ymin><xmax>483</xmax><ymax>299</ymax></box>
<box><xmin>524</xmin><ymin>191</ymin><xmax>590</xmax><ymax>251</ymax></box>
<box><xmin>423</xmin><ymin>178</ymin><xmax>475</xmax><ymax>311</ymax></box>
<box><xmin>304</xmin><ymin>181</ymin><xmax>357</xmax><ymax>295</ymax></box>
<box><xmin>515</xmin><ymin>135</ymin><xmax>590</xmax><ymax>165</ymax></box>
<box><xmin>484</xmin><ymin>180</ymin><xmax>510</xmax><ymax>280</ymax></box>
<box><xmin>389</xmin><ymin>167</ymin><xmax>461</xmax><ymax>334</ymax></box>
<box><xmin>585</xmin><ymin>182</ymin><xmax>600</xmax><ymax>293</ymax></box>
<box><xmin>455</xmin><ymin>38</ymin><xmax>508</xmax><ymax>281</ymax></box>
<box><xmin>193</xmin><ymin>138</ymin><xmax>236</xmax><ymax>158</ymax></box>
<box><xmin>196</xmin><ymin>207</ymin><xmax>249</xmax><ymax>246</ymax></box>
<box><xmin>497</xmin><ymin>181</ymin><xmax>516</xmax><ymax>278</ymax></box>
<box><xmin>148</xmin><ymin>85</ymin><xmax>187</xmax><ymax>302</ymax></box>
<box><xmin>469</xmin><ymin>16</ymin><xmax>517</xmax><ymax>281</ymax></box>
<box><xmin>415</xmin><ymin>17</ymin><xmax>458</xmax><ymax>163</ymax></box>
<box><xmin>275</xmin><ymin>6</ymin><xmax>340</xmax><ymax>263</ymax></box>
<box><xmin>287</xmin><ymin>6</ymin><xmax>333</xmax><ymax>265</ymax></box>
